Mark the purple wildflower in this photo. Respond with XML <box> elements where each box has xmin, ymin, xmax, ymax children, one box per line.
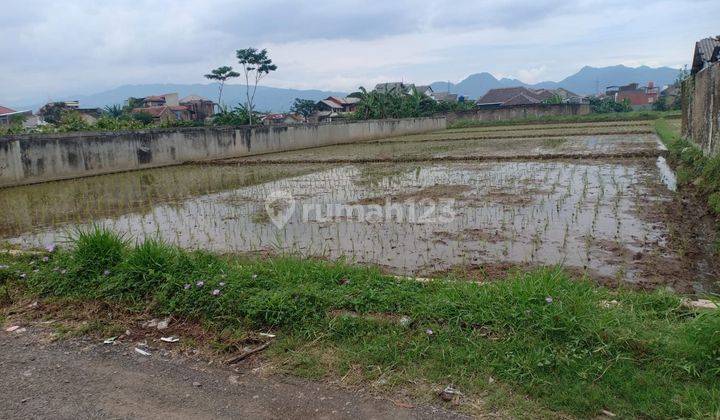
<box><xmin>183</xmin><ymin>284</ymin><xmax>191</xmax><ymax>290</ymax></box>
<box><xmin>196</xmin><ymin>281</ymin><xmax>204</xmax><ymax>288</ymax></box>
<box><xmin>42</xmin><ymin>256</ymin><xmax>49</xmax><ymax>262</ymax></box>
<box><xmin>212</xmin><ymin>289</ymin><xmax>221</xmax><ymax>296</ymax></box>
<box><xmin>545</xmin><ymin>296</ymin><xmax>553</xmax><ymax>304</ymax></box>
<box><xmin>46</xmin><ymin>244</ymin><xmax>55</xmax><ymax>253</ymax></box>
<box><xmin>103</xmin><ymin>270</ymin><xmax>111</xmax><ymax>276</ymax></box>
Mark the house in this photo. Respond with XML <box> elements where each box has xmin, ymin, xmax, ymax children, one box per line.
<box><xmin>179</xmin><ymin>95</ymin><xmax>215</xmax><ymax>121</ymax></box>
<box><xmin>373</xmin><ymin>82</ymin><xmax>435</xmax><ymax>96</ymax></box>
<box><xmin>612</xmin><ymin>82</ymin><xmax>659</xmax><ymax>109</ymax></box>
<box><xmin>373</xmin><ymin>82</ymin><xmax>432</xmax><ymax>96</ymax></box>
<box><xmin>321</xmin><ymin>96</ymin><xmax>360</xmax><ymax>113</ymax></box>
<box><xmin>132</xmin><ymin>105</ymin><xmax>190</xmax><ymax>123</ymax></box>
<box><xmin>141</xmin><ymin>93</ymin><xmax>180</xmax><ymax>108</ymax></box>
<box><xmin>37</xmin><ymin>101</ymin><xmax>102</xmax><ymax>124</ymax></box>
<box><xmin>315</xmin><ymin>98</ymin><xmax>343</xmax><ymax>117</ymax></box>
<box><xmin>312</xmin><ymin>96</ymin><xmax>361</xmax><ymax>122</ymax></box>
<box><xmin>477</xmin><ymin>87</ymin><xmax>586</xmax><ymax>107</ymax></box>
<box><xmin>1</xmin><ymin>106</ymin><xmax>26</xmax><ymax>125</ymax></box>
<box><xmin>659</xmin><ymin>85</ymin><xmax>680</xmax><ymax>108</ymax></box>
<box><xmin>132</xmin><ymin>93</ymin><xmax>200</xmax><ymax>123</ymax></box>
<box><xmin>531</xmin><ymin>89</ymin><xmax>558</xmax><ymax>102</ymax></box>
<box><xmin>477</xmin><ymin>87</ymin><xmax>545</xmax><ymax>107</ymax></box>
<box><xmin>604</xmin><ymin>86</ymin><xmax>620</xmax><ymax>97</ymax></box>
<box><xmin>311</xmin><ymin>101</ymin><xmax>342</xmax><ymax>123</ymax></box>
<box><xmin>501</xmin><ymin>93</ymin><xmax>542</xmax><ymax>106</ymax></box>
<box><xmin>683</xmin><ymin>36</ymin><xmax>720</xmax><ymax>156</ymax></box>
<box><xmin>691</xmin><ymin>36</ymin><xmax>720</xmax><ymax>75</ymax></box>
<box><xmin>554</xmin><ymin>88</ymin><xmax>584</xmax><ymax>103</ymax></box>
<box><xmin>415</xmin><ymin>85</ymin><xmax>434</xmax><ymax>96</ymax></box>
<box><xmin>260</xmin><ymin>113</ymin><xmax>304</xmax><ymax>125</ymax></box>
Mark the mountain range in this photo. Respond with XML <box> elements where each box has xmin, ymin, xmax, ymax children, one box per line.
<box><xmin>9</xmin><ymin>65</ymin><xmax>681</xmax><ymax>112</ymax></box>
<box><xmin>14</xmin><ymin>84</ymin><xmax>346</xmax><ymax>113</ymax></box>
<box><xmin>429</xmin><ymin>65</ymin><xmax>680</xmax><ymax>98</ymax></box>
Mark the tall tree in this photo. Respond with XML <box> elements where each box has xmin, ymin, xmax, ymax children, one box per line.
<box><xmin>204</xmin><ymin>66</ymin><xmax>240</xmax><ymax>110</ymax></box>
<box><xmin>290</xmin><ymin>98</ymin><xmax>316</xmax><ymax>121</ymax></box>
<box><xmin>236</xmin><ymin>48</ymin><xmax>277</xmax><ymax>125</ymax></box>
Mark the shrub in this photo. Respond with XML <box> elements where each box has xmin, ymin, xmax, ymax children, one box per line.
<box><xmin>211</xmin><ymin>105</ymin><xmax>252</xmax><ymax>126</ymax></box>
<box><xmin>132</xmin><ymin>111</ymin><xmax>154</xmax><ymax>125</ymax></box>
<box><xmin>57</xmin><ymin>110</ymin><xmax>91</xmax><ymax>132</ymax></box>
<box><xmin>589</xmin><ymin>97</ymin><xmax>632</xmax><ymax>113</ymax></box>
<box><xmin>94</xmin><ymin>116</ymin><xmax>145</xmax><ymax>131</ymax></box>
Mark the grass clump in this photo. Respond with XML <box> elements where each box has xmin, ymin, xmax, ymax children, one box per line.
<box><xmin>449</xmin><ymin>110</ymin><xmax>680</xmax><ymax>129</ymax></box>
<box><xmin>71</xmin><ymin>225</ymin><xmax>128</xmax><ymax>280</ymax></box>
<box><xmin>2</xmin><ymin>229</ymin><xmax>719</xmax><ymax>418</ymax></box>
<box><xmin>111</xmin><ymin>239</ymin><xmax>179</xmax><ymax>302</ymax></box>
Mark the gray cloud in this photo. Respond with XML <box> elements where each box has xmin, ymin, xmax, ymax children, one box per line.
<box><xmin>0</xmin><ymin>0</ymin><xmax>717</xmax><ymax>106</ymax></box>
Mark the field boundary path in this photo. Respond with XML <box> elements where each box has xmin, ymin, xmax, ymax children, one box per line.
<box><xmin>0</xmin><ymin>327</ymin><xmax>468</xmax><ymax>420</ymax></box>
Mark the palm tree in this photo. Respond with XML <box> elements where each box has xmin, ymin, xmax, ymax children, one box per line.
<box><xmin>103</xmin><ymin>104</ymin><xmax>124</xmax><ymax>118</ymax></box>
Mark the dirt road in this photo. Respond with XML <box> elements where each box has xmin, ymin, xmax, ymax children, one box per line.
<box><xmin>0</xmin><ymin>328</ymin><xmax>466</xmax><ymax>419</ymax></box>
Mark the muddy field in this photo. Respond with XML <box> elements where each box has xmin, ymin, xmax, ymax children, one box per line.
<box><xmin>1</xmin><ymin>120</ymin><xmax>717</xmax><ymax>293</ymax></box>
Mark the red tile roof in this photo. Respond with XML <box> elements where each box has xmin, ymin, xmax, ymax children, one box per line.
<box><xmin>0</xmin><ymin>105</ymin><xmax>17</xmax><ymax>115</ymax></box>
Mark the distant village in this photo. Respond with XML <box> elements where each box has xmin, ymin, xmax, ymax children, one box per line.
<box><xmin>0</xmin><ymin>68</ymin><xmax>686</xmax><ymax>131</ymax></box>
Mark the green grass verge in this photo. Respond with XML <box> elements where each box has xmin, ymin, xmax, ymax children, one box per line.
<box><xmin>655</xmin><ymin>119</ymin><xmax>720</xmax><ymax>215</ymax></box>
<box><xmin>1</xmin><ymin>227</ymin><xmax>719</xmax><ymax>418</ymax></box>
<box><xmin>449</xmin><ymin>110</ymin><xmax>681</xmax><ymax>129</ymax></box>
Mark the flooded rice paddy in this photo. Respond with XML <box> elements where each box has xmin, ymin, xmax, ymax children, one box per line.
<box><xmin>232</xmin><ymin>134</ymin><xmax>663</xmax><ymax>163</ymax></box>
<box><xmin>1</xmin><ymin>120</ymin><xmax>717</xmax><ymax>293</ymax></box>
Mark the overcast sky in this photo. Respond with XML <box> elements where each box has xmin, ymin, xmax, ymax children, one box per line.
<box><xmin>2</xmin><ymin>0</ymin><xmax>718</xmax><ymax>105</ymax></box>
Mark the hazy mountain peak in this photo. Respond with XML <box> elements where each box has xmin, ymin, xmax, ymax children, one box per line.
<box><xmin>431</xmin><ymin>64</ymin><xmax>681</xmax><ymax>98</ymax></box>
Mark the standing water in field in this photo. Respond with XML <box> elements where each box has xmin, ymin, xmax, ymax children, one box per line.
<box><xmin>0</xmin><ymin>158</ymin><xmax>714</xmax><ymax>293</ymax></box>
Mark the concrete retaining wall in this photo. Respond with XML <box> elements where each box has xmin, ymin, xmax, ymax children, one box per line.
<box><xmin>446</xmin><ymin>103</ymin><xmax>591</xmax><ymax>124</ymax></box>
<box><xmin>0</xmin><ymin>117</ymin><xmax>446</xmax><ymax>187</ymax></box>
<box><xmin>682</xmin><ymin>63</ymin><xmax>720</xmax><ymax>157</ymax></box>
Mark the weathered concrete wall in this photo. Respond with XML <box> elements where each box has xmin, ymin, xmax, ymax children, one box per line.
<box><xmin>0</xmin><ymin>117</ymin><xmax>445</xmax><ymax>187</ymax></box>
<box><xmin>682</xmin><ymin>62</ymin><xmax>720</xmax><ymax>157</ymax></box>
<box><xmin>446</xmin><ymin>103</ymin><xmax>590</xmax><ymax>124</ymax></box>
